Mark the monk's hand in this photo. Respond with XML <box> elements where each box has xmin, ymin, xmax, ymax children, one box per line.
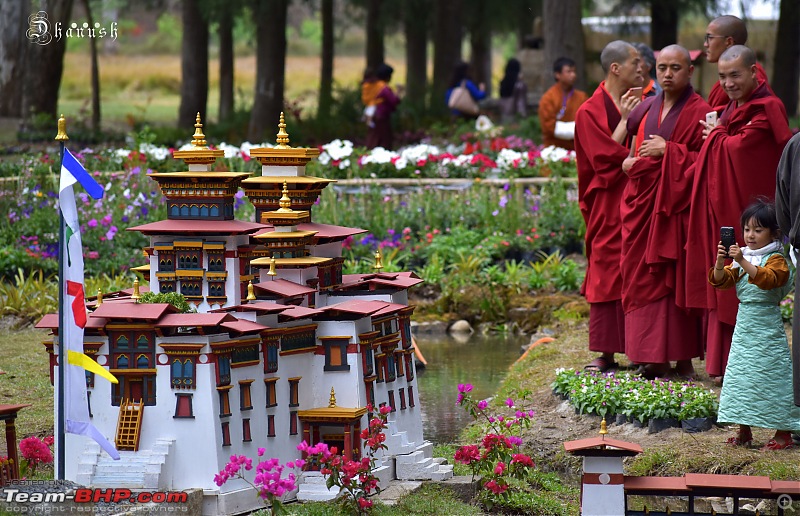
<box><xmin>620</xmin><ymin>90</ymin><xmax>642</xmax><ymax>118</ymax></box>
<box><xmin>700</xmin><ymin>119</ymin><xmax>720</xmax><ymax>140</ymax></box>
<box><xmin>639</xmin><ymin>135</ymin><xmax>666</xmax><ymax>158</ymax></box>
<box><xmin>729</xmin><ymin>243</ymin><xmax>744</xmax><ymax>263</ymax></box>
<box><xmin>622</xmin><ymin>157</ymin><xmax>639</xmax><ymax>173</ymax></box>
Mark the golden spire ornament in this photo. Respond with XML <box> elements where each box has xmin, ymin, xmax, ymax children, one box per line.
<box><xmin>267</xmin><ymin>257</ymin><xmax>277</xmax><ymax>277</ymax></box>
<box><xmin>97</xmin><ymin>289</ymin><xmax>103</xmax><ymax>306</ymax></box>
<box><xmin>373</xmin><ymin>249</ymin><xmax>384</xmax><ymax>272</ymax></box>
<box><xmin>329</xmin><ymin>387</ymin><xmax>337</xmax><ymax>408</ymax></box>
<box><xmin>275</xmin><ymin>112</ymin><xmax>291</xmax><ymax>149</ymax></box>
<box><xmin>276</xmin><ymin>181</ymin><xmax>293</xmax><ymax>212</ymax></box>
<box><xmin>246</xmin><ymin>280</ymin><xmax>256</xmax><ymax>301</ymax></box>
<box><xmin>599</xmin><ymin>417</ymin><xmax>608</xmax><ymax>437</ymax></box>
<box><xmin>191</xmin><ymin>112</ymin><xmax>208</xmax><ymax>148</ymax></box>
<box><xmin>132</xmin><ymin>278</ymin><xmax>141</xmax><ymax>301</ymax></box>
<box><xmin>55</xmin><ymin>114</ymin><xmax>69</xmax><ymax>141</ymax></box>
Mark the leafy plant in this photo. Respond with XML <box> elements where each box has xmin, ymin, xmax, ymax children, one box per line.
<box><xmin>137</xmin><ymin>292</ymin><xmax>194</xmax><ymax>313</ymax></box>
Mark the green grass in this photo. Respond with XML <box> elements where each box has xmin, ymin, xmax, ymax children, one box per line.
<box><xmin>0</xmin><ymin>327</ymin><xmax>54</xmax><ymax>446</ymax></box>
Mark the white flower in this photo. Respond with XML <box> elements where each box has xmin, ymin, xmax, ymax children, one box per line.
<box><xmin>399</xmin><ymin>144</ymin><xmax>440</xmax><ymax>163</ymax></box>
<box><xmin>496</xmin><ymin>148</ymin><xmax>526</xmax><ymax>170</ymax></box>
<box><xmin>114</xmin><ymin>148</ymin><xmax>132</xmax><ymax>159</ymax></box>
<box><xmin>394</xmin><ymin>157</ymin><xmax>408</xmax><ymax>170</ymax></box>
<box><xmin>321</xmin><ymin>139</ymin><xmax>354</xmax><ymax>161</ymax></box>
<box><xmin>475</xmin><ymin>115</ymin><xmax>494</xmax><ymax>133</ymax></box>
<box><xmin>217</xmin><ymin>142</ymin><xmax>242</xmax><ymax>158</ymax></box>
<box><xmin>139</xmin><ymin>143</ymin><xmax>171</xmax><ymax>161</ymax></box>
<box><xmin>540</xmin><ymin>145</ymin><xmax>576</xmax><ymax>163</ymax></box>
<box><xmin>361</xmin><ymin>147</ymin><xmax>398</xmax><ymax>165</ymax></box>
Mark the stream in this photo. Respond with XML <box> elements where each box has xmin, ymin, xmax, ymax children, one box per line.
<box><xmin>415</xmin><ymin>332</ymin><xmax>531</xmax><ymax>444</ymax></box>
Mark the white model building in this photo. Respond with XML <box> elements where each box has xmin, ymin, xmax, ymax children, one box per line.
<box><xmin>37</xmin><ymin>115</ymin><xmax>452</xmax><ymax>515</ymax></box>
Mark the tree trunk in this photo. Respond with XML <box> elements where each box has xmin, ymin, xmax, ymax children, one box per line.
<box><xmin>178</xmin><ymin>0</ymin><xmax>209</xmax><ymax>128</ymax></box>
<box><xmin>21</xmin><ymin>0</ymin><xmax>74</xmax><ymax>122</ymax></box>
<box><xmin>403</xmin><ymin>0</ymin><xmax>429</xmax><ymax>111</ymax></box>
<box><xmin>218</xmin><ymin>7</ymin><xmax>234</xmax><ymax>122</ymax></box>
<box><xmin>432</xmin><ymin>0</ymin><xmax>463</xmax><ymax>114</ymax></box>
<box><xmin>83</xmin><ymin>0</ymin><xmax>101</xmax><ymax>131</ymax></box>
<box><xmin>468</xmin><ymin>0</ymin><xmax>492</xmax><ymax>97</ymax></box>
<box><xmin>248</xmin><ymin>0</ymin><xmax>288</xmax><ymax>142</ymax></box>
<box><xmin>318</xmin><ymin>0</ymin><xmax>334</xmax><ymax>119</ymax></box>
<box><xmin>365</xmin><ymin>0</ymin><xmax>385</xmax><ymax>70</ymax></box>
<box><xmin>517</xmin><ymin>0</ymin><xmax>540</xmax><ymax>49</ymax></box>
<box><xmin>773</xmin><ymin>0</ymin><xmax>800</xmax><ymax>116</ymax></box>
<box><xmin>650</xmin><ymin>0</ymin><xmax>679</xmax><ymax>51</ymax></box>
<box><xmin>542</xmin><ymin>0</ymin><xmax>585</xmax><ymax>91</ymax></box>
<box><xmin>0</xmin><ymin>1</ymin><xmax>27</xmax><ymax>117</ymax></box>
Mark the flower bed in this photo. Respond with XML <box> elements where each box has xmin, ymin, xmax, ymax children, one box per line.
<box><xmin>551</xmin><ymin>369</ymin><xmax>718</xmax><ymax>432</ymax></box>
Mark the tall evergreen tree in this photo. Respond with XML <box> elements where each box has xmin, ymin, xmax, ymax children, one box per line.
<box><xmin>248</xmin><ymin>0</ymin><xmax>288</xmax><ymax>142</ymax></box>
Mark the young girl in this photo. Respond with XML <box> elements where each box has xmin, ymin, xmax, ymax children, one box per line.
<box><xmin>709</xmin><ymin>199</ymin><xmax>800</xmax><ymax>451</ymax></box>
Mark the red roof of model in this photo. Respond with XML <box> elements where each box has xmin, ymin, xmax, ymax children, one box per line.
<box><xmin>278</xmin><ymin>305</ymin><xmax>324</xmax><ymax>320</ymax></box>
<box><xmin>220</xmin><ymin>319</ymin><xmax>270</xmax><ymax>334</ymax></box>
<box><xmin>563</xmin><ymin>436</ymin><xmax>643</xmax><ymax>455</ymax></box>
<box><xmin>128</xmin><ymin>219</ymin><xmax>266</xmax><ymax>235</ymax></box>
<box><xmin>210</xmin><ymin>301</ymin><xmax>291</xmax><ymax>314</ymax></box>
<box><xmin>156</xmin><ymin>313</ymin><xmax>236</xmax><ymax>327</ymax></box>
<box><xmin>253</xmin><ymin>279</ymin><xmax>316</xmax><ymax>298</ymax></box>
<box><xmin>90</xmin><ymin>301</ymin><xmax>177</xmax><ymax>321</ymax></box>
<box><xmin>254</xmin><ymin>222</ymin><xmax>366</xmax><ymax>242</ymax></box>
<box><xmin>371</xmin><ymin>302</ymin><xmax>408</xmax><ymax>317</ymax></box>
<box><xmin>36</xmin><ymin>313</ymin><xmax>108</xmax><ymax>330</ymax></box>
<box><xmin>321</xmin><ymin>299</ymin><xmax>390</xmax><ymax>316</ymax></box>
<box><xmin>338</xmin><ymin>271</ymin><xmax>423</xmax><ymax>290</ymax></box>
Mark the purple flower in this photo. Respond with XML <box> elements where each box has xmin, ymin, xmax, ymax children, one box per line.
<box><xmin>87</xmin><ymin>218</ymin><xmax>98</xmax><ymax>228</ymax></box>
<box><xmin>457</xmin><ymin>383</ymin><xmax>473</xmax><ymax>393</ymax></box>
<box><xmin>477</xmin><ymin>400</ymin><xmax>488</xmax><ymax>410</ymax></box>
<box><xmin>505</xmin><ymin>398</ymin><xmax>514</xmax><ymax>407</ymax></box>
<box><xmin>499</xmin><ymin>196</ymin><xmax>508</xmax><ymax>208</ymax></box>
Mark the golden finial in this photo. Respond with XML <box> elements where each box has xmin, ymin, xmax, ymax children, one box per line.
<box><xmin>97</xmin><ymin>289</ymin><xmax>103</xmax><ymax>306</ymax></box>
<box><xmin>373</xmin><ymin>249</ymin><xmax>384</xmax><ymax>272</ymax></box>
<box><xmin>643</xmin><ymin>505</ymin><xmax>649</xmax><ymax>515</ymax></box>
<box><xmin>267</xmin><ymin>257</ymin><xmax>277</xmax><ymax>277</ymax></box>
<box><xmin>191</xmin><ymin>112</ymin><xmax>207</xmax><ymax>148</ymax></box>
<box><xmin>132</xmin><ymin>278</ymin><xmax>141</xmax><ymax>301</ymax></box>
<box><xmin>275</xmin><ymin>112</ymin><xmax>291</xmax><ymax>149</ymax></box>
<box><xmin>666</xmin><ymin>507</ymin><xmax>672</xmax><ymax>515</ymax></box>
<box><xmin>599</xmin><ymin>417</ymin><xmax>608</xmax><ymax>437</ymax></box>
<box><xmin>328</xmin><ymin>387</ymin><xmax>336</xmax><ymax>408</ymax></box>
<box><xmin>277</xmin><ymin>181</ymin><xmax>293</xmax><ymax>212</ymax></box>
<box><xmin>55</xmin><ymin>114</ymin><xmax>69</xmax><ymax>141</ymax></box>
<box><xmin>246</xmin><ymin>280</ymin><xmax>256</xmax><ymax>301</ymax></box>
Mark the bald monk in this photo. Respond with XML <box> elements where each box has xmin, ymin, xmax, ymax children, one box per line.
<box><xmin>574</xmin><ymin>40</ymin><xmax>643</xmax><ymax>372</ymax></box>
<box><xmin>619</xmin><ymin>45</ymin><xmax>709</xmax><ymax>379</ymax></box>
<box><xmin>704</xmin><ymin>15</ymin><xmax>772</xmax><ymax>112</ymax></box>
<box><xmin>684</xmin><ymin>45</ymin><xmax>792</xmax><ymax>381</ymax></box>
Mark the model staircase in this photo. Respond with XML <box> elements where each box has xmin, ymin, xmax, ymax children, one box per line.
<box><xmin>115</xmin><ymin>398</ymin><xmax>143</xmax><ymax>451</ymax></box>
<box><xmin>76</xmin><ymin>438</ymin><xmax>175</xmax><ymax>489</ymax></box>
<box><xmin>395</xmin><ymin>442</ymin><xmax>454</xmax><ymax>481</ymax></box>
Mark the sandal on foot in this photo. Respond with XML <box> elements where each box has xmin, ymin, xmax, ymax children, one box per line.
<box><xmin>584</xmin><ymin>356</ymin><xmax>618</xmax><ymax>373</ymax></box>
<box><xmin>761</xmin><ymin>438</ymin><xmax>794</xmax><ymax>451</ymax></box>
<box><xmin>725</xmin><ymin>435</ymin><xmax>752</xmax><ymax>447</ymax></box>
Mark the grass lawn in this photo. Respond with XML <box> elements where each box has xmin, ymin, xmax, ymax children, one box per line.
<box><xmin>0</xmin><ymin>327</ymin><xmax>54</xmax><ymax>449</ymax></box>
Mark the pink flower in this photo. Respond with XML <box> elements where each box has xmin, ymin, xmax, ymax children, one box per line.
<box><xmin>477</xmin><ymin>399</ymin><xmax>488</xmax><ymax>410</ymax></box>
<box><xmin>87</xmin><ymin>218</ymin><xmax>98</xmax><ymax>228</ymax></box>
<box><xmin>494</xmin><ymin>462</ymin><xmax>506</xmax><ymax>475</ymax></box>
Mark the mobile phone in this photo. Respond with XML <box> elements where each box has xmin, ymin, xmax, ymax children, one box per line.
<box><xmin>628</xmin><ymin>87</ymin><xmax>643</xmax><ymax>98</ymax></box>
<box><xmin>705</xmin><ymin>111</ymin><xmax>718</xmax><ymax>127</ymax></box>
<box><xmin>720</xmin><ymin>226</ymin><xmax>735</xmax><ymax>257</ymax></box>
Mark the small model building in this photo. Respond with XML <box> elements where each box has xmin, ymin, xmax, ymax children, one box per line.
<box><xmin>37</xmin><ymin>114</ymin><xmax>452</xmax><ymax>515</ymax></box>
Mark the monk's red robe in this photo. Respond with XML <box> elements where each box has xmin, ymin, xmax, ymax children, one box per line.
<box><xmin>575</xmin><ymin>82</ymin><xmax>629</xmax><ymax>354</ymax></box>
<box><xmin>684</xmin><ymin>82</ymin><xmax>792</xmax><ymax>375</ymax></box>
<box><xmin>707</xmin><ymin>62</ymin><xmax>772</xmax><ymax>113</ymax></box>
<box><xmin>620</xmin><ymin>87</ymin><xmax>709</xmax><ymax>364</ymax></box>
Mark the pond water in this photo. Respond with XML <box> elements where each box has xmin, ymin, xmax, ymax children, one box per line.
<box><xmin>415</xmin><ymin>332</ymin><xmax>531</xmax><ymax>445</ymax></box>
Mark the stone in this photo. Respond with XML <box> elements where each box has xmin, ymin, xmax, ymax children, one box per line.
<box><xmin>434</xmin><ymin>476</ymin><xmax>480</xmax><ymax>504</ymax></box>
<box><xmin>412</xmin><ymin>321</ymin><xmax>449</xmax><ymax>334</ymax></box>
<box><xmin>448</xmin><ymin>320</ymin><xmax>473</xmax><ymax>334</ymax></box>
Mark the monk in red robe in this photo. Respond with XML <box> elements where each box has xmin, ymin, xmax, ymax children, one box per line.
<box><xmin>574</xmin><ymin>40</ymin><xmax>643</xmax><ymax>372</ymax></box>
<box><xmin>684</xmin><ymin>45</ymin><xmax>792</xmax><ymax>380</ymax></box>
<box><xmin>704</xmin><ymin>15</ymin><xmax>772</xmax><ymax>112</ymax></box>
<box><xmin>619</xmin><ymin>45</ymin><xmax>708</xmax><ymax>379</ymax></box>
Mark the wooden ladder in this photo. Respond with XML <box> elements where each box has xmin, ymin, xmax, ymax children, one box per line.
<box><xmin>115</xmin><ymin>398</ymin><xmax>144</xmax><ymax>451</ymax></box>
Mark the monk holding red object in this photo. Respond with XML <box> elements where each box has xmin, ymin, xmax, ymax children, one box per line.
<box><xmin>574</xmin><ymin>40</ymin><xmax>642</xmax><ymax>373</ymax></box>
<box><xmin>619</xmin><ymin>45</ymin><xmax>708</xmax><ymax>379</ymax></box>
<box><xmin>704</xmin><ymin>15</ymin><xmax>772</xmax><ymax>113</ymax></box>
<box><xmin>684</xmin><ymin>45</ymin><xmax>792</xmax><ymax>381</ymax></box>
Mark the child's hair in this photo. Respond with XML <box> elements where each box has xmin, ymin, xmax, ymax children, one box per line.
<box><xmin>740</xmin><ymin>198</ymin><xmax>780</xmax><ymax>238</ymax></box>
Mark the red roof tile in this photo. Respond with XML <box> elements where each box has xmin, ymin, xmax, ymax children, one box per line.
<box><xmin>36</xmin><ymin>313</ymin><xmax>108</xmax><ymax>330</ymax></box>
<box><xmin>371</xmin><ymin>302</ymin><xmax>408</xmax><ymax>317</ymax></box>
<box><xmin>156</xmin><ymin>313</ymin><xmax>237</xmax><ymax>327</ymax></box>
<box><xmin>321</xmin><ymin>299</ymin><xmax>390</xmax><ymax>316</ymax></box>
<box><xmin>90</xmin><ymin>301</ymin><xmax>177</xmax><ymax>321</ymax></box>
<box><xmin>253</xmin><ymin>279</ymin><xmax>316</xmax><ymax>297</ymax></box>
<box><xmin>338</xmin><ymin>271</ymin><xmax>423</xmax><ymax>290</ymax></box>
<box><xmin>254</xmin><ymin>223</ymin><xmax>366</xmax><ymax>241</ymax></box>
<box><xmin>563</xmin><ymin>436</ymin><xmax>643</xmax><ymax>455</ymax></box>
<box><xmin>220</xmin><ymin>319</ymin><xmax>270</xmax><ymax>334</ymax></box>
<box><xmin>128</xmin><ymin>219</ymin><xmax>266</xmax><ymax>235</ymax></box>
<box><xmin>210</xmin><ymin>301</ymin><xmax>291</xmax><ymax>314</ymax></box>
<box><xmin>278</xmin><ymin>305</ymin><xmax>325</xmax><ymax>320</ymax></box>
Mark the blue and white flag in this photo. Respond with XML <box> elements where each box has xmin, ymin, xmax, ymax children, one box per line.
<box><xmin>59</xmin><ymin>148</ymin><xmax>119</xmax><ymax>460</ymax></box>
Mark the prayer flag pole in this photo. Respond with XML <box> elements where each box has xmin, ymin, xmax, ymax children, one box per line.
<box><xmin>55</xmin><ymin>114</ymin><xmax>68</xmax><ymax>480</ymax></box>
